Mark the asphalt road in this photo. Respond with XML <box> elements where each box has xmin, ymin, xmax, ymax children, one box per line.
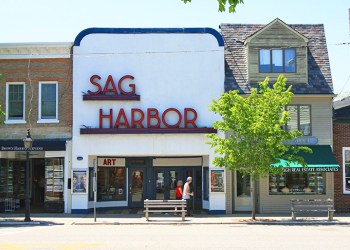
<box><xmin>0</xmin><ymin>223</ymin><xmax>348</xmax><ymax>250</ymax></box>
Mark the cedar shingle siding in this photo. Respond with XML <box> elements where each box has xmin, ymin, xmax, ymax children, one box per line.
<box><xmin>221</xmin><ymin>19</ymin><xmax>334</xmax><ymax>95</ymax></box>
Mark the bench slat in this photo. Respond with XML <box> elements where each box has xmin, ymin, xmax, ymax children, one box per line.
<box><xmin>144</xmin><ymin>199</ymin><xmax>187</xmax><ymax>221</ymax></box>
<box><xmin>290</xmin><ymin>199</ymin><xmax>335</xmax><ymax>221</ymax></box>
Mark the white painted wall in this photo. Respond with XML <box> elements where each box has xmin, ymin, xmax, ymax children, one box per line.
<box><xmin>72</xmin><ymin>29</ymin><xmax>224</xmax><ymax>212</ymax></box>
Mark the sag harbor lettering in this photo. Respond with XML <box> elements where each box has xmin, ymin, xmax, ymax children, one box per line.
<box><xmin>99</xmin><ymin>108</ymin><xmax>198</xmax><ymax>128</ymax></box>
<box><xmin>87</xmin><ymin>74</ymin><xmax>199</xmax><ymax>129</ymax></box>
<box><xmin>88</xmin><ymin>74</ymin><xmax>136</xmax><ymax>95</ymax></box>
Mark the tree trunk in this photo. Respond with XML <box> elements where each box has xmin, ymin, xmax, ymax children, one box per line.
<box><xmin>251</xmin><ymin>175</ymin><xmax>256</xmax><ymax>220</ymax></box>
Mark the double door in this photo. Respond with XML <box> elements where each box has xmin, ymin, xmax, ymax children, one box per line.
<box><xmin>127</xmin><ymin>158</ymin><xmax>202</xmax><ymax>210</ymax></box>
<box><xmin>154</xmin><ymin>167</ymin><xmax>202</xmax><ymax>211</ymax></box>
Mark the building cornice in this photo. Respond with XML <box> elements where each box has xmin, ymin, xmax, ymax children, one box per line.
<box><xmin>0</xmin><ymin>43</ymin><xmax>72</xmax><ymax>59</ymax></box>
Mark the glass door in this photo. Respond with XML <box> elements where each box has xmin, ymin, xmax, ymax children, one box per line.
<box><xmin>128</xmin><ymin>168</ymin><xmax>147</xmax><ymax>207</ymax></box>
<box><xmin>234</xmin><ymin>171</ymin><xmax>251</xmax><ymax>211</ymax></box>
<box><xmin>154</xmin><ymin>169</ymin><xmax>179</xmax><ymax>200</ymax></box>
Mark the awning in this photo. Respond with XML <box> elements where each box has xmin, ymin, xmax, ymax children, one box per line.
<box><xmin>273</xmin><ymin>145</ymin><xmax>340</xmax><ymax>172</ymax></box>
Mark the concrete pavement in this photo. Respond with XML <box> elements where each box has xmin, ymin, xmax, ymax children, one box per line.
<box><xmin>1</xmin><ymin>212</ymin><xmax>350</xmax><ymax>226</ymax></box>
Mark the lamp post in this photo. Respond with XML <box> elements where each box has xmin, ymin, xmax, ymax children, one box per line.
<box><xmin>23</xmin><ymin>129</ymin><xmax>33</xmax><ymax>222</ymax></box>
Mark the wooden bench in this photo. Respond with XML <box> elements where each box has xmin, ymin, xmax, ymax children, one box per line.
<box><xmin>290</xmin><ymin>199</ymin><xmax>335</xmax><ymax>221</ymax></box>
<box><xmin>144</xmin><ymin>199</ymin><xmax>187</xmax><ymax>221</ymax></box>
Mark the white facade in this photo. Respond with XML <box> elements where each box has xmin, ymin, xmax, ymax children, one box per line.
<box><xmin>71</xmin><ymin>28</ymin><xmax>225</xmax><ymax>213</ymax></box>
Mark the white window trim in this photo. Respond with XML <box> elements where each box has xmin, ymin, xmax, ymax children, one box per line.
<box><xmin>38</xmin><ymin>81</ymin><xmax>59</xmax><ymax>123</ymax></box>
<box><xmin>5</xmin><ymin>82</ymin><xmax>26</xmax><ymax>124</ymax></box>
<box><xmin>343</xmin><ymin>147</ymin><xmax>350</xmax><ymax>194</ymax></box>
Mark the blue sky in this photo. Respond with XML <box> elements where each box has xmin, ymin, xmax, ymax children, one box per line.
<box><xmin>1</xmin><ymin>0</ymin><xmax>349</xmax><ymax>95</ymax></box>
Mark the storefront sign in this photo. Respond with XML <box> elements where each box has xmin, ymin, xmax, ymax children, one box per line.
<box><xmin>88</xmin><ymin>75</ymin><xmax>136</xmax><ymax>95</ymax></box>
<box><xmin>283</xmin><ymin>166</ymin><xmax>339</xmax><ymax>173</ymax></box>
<box><xmin>0</xmin><ymin>139</ymin><xmax>66</xmax><ymax>151</ymax></box>
<box><xmin>97</xmin><ymin>157</ymin><xmax>125</xmax><ymax>167</ymax></box>
<box><xmin>99</xmin><ymin>108</ymin><xmax>198</xmax><ymax>129</ymax></box>
<box><xmin>283</xmin><ymin>136</ymin><xmax>319</xmax><ymax>145</ymax></box>
<box><xmin>84</xmin><ymin>73</ymin><xmax>200</xmax><ymax>129</ymax></box>
<box><xmin>1</xmin><ymin>146</ymin><xmax>44</xmax><ymax>151</ymax></box>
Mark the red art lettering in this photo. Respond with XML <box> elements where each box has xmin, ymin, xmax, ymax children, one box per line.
<box><xmin>103</xmin><ymin>159</ymin><xmax>116</xmax><ymax>166</ymax></box>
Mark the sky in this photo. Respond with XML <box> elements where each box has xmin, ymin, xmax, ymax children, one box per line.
<box><xmin>1</xmin><ymin>0</ymin><xmax>349</xmax><ymax>96</ymax></box>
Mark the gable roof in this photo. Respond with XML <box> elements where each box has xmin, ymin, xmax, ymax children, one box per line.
<box><xmin>245</xmin><ymin>18</ymin><xmax>308</xmax><ymax>44</ymax></box>
<box><xmin>220</xmin><ymin>21</ymin><xmax>334</xmax><ymax>95</ymax></box>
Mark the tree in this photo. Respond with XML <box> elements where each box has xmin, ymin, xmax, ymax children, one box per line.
<box><xmin>182</xmin><ymin>0</ymin><xmax>244</xmax><ymax>13</ymax></box>
<box><xmin>207</xmin><ymin>75</ymin><xmax>311</xmax><ymax>219</ymax></box>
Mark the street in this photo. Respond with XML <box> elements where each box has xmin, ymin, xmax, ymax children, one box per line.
<box><xmin>0</xmin><ymin>223</ymin><xmax>349</xmax><ymax>250</ymax></box>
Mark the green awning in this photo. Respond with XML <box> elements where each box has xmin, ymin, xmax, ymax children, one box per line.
<box><xmin>273</xmin><ymin>145</ymin><xmax>340</xmax><ymax>173</ymax></box>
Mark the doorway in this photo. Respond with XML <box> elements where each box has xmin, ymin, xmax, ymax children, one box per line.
<box><xmin>183</xmin><ymin>167</ymin><xmax>202</xmax><ymax>211</ymax></box>
<box><xmin>154</xmin><ymin>168</ymin><xmax>179</xmax><ymax>200</ymax></box>
<box><xmin>128</xmin><ymin>167</ymin><xmax>147</xmax><ymax>208</ymax></box>
<box><xmin>234</xmin><ymin>171</ymin><xmax>252</xmax><ymax>211</ymax></box>
<box><xmin>127</xmin><ymin>158</ymin><xmax>150</xmax><ymax>208</ymax></box>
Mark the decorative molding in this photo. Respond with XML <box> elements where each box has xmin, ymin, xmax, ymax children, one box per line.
<box><xmin>0</xmin><ymin>43</ymin><xmax>72</xmax><ymax>59</ymax></box>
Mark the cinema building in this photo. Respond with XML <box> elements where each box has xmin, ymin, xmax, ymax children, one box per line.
<box><xmin>70</xmin><ymin>28</ymin><xmax>226</xmax><ymax>213</ymax></box>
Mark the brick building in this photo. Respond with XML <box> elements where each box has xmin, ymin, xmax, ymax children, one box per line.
<box><xmin>0</xmin><ymin>43</ymin><xmax>72</xmax><ymax>212</ymax></box>
<box><xmin>333</xmin><ymin>102</ymin><xmax>350</xmax><ymax>212</ymax></box>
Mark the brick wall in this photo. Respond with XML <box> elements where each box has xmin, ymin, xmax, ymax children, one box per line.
<box><xmin>333</xmin><ymin>121</ymin><xmax>350</xmax><ymax>213</ymax></box>
<box><xmin>0</xmin><ymin>58</ymin><xmax>72</xmax><ymax>140</ymax></box>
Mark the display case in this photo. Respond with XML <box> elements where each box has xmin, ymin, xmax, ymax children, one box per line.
<box><xmin>269</xmin><ymin>172</ymin><xmax>326</xmax><ymax>195</ymax></box>
<box><xmin>45</xmin><ymin>158</ymin><xmax>64</xmax><ymax>201</ymax></box>
<box><xmin>0</xmin><ymin>160</ymin><xmax>25</xmax><ymax>199</ymax></box>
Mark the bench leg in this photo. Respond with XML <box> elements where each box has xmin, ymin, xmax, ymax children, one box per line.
<box><xmin>182</xmin><ymin>211</ymin><xmax>185</xmax><ymax>221</ymax></box>
<box><xmin>292</xmin><ymin>210</ymin><xmax>296</xmax><ymax>221</ymax></box>
<box><xmin>146</xmin><ymin>211</ymin><xmax>149</xmax><ymax>221</ymax></box>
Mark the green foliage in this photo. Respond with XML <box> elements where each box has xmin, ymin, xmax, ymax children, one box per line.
<box><xmin>207</xmin><ymin>75</ymin><xmax>311</xmax><ymax>180</ymax></box>
<box><xmin>182</xmin><ymin>0</ymin><xmax>244</xmax><ymax>13</ymax></box>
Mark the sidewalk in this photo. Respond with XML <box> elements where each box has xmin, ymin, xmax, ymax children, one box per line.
<box><xmin>1</xmin><ymin>212</ymin><xmax>350</xmax><ymax>226</ymax></box>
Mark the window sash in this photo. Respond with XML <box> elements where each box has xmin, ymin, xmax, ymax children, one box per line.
<box><xmin>285</xmin><ymin>105</ymin><xmax>311</xmax><ymax>136</ymax></box>
<box><xmin>259</xmin><ymin>48</ymin><xmax>296</xmax><ymax>73</ymax></box>
<box><xmin>39</xmin><ymin>82</ymin><xmax>58</xmax><ymax>120</ymax></box>
<box><xmin>6</xmin><ymin>83</ymin><xmax>25</xmax><ymax>120</ymax></box>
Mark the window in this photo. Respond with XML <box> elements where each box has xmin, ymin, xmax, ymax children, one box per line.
<box><xmin>285</xmin><ymin>105</ymin><xmax>311</xmax><ymax>135</ymax></box>
<box><xmin>269</xmin><ymin>172</ymin><xmax>326</xmax><ymax>195</ymax></box>
<box><xmin>97</xmin><ymin>167</ymin><xmax>126</xmax><ymax>201</ymax></box>
<box><xmin>38</xmin><ymin>81</ymin><xmax>58</xmax><ymax>122</ymax></box>
<box><xmin>343</xmin><ymin>148</ymin><xmax>350</xmax><ymax>194</ymax></box>
<box><xmin>5</xmin><ymin>82</ymin><xmax>25</xmax><ymax>123</ymax></box>
<box><xmin>259</xmin><ymin>49</ymin><xmax>296</xmax><ymax>73</ymax></box>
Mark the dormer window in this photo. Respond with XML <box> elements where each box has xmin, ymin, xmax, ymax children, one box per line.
<box><xmin>259</xmin><ymin>48</ymin><xmax>296</xmax><ymax>73</ymax></box>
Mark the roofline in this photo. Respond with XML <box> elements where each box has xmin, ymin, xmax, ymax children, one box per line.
<box><xmin>244</xmin><ymin>18</ymin><xmax>309</xmax><ymax>45</ymax></box>
<box><xmin>0</xmin><ymin>42</ymin><xmax>72</xmax><ymax>48</ymax></box>
<box><xmin>73</xmin><ymin>27</ymin><xmax>224</xmax><ymax>47</ymax></box>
